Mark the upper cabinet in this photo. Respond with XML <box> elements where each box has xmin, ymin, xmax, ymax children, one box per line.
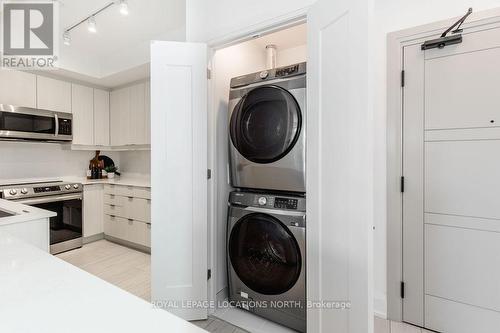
<box><xmin>37</xmin><ymin>76</ymin><xmax>72</xmax><ymax>113</ymax></box>
<box><xmin>0</xmin><ymin>70</ymin><xmax>36</xmax><ymax>108</ymax></box>
<box><xmin>71</xmin><ymin>84</ymin><xmax>94</xmax><ymax>145</ymax></box>
<box><xmin>110</xmin><ymin>82</ymin><xmax>150</xmax><ymax>146</ymax></box>
<box><xmin>94</xmin><ymin>89</ymin><xmax>110</xmax><ymax>146</ymax></box>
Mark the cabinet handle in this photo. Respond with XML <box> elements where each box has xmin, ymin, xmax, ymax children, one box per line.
<box><xmin>110</xmin><ymin>215</ymin><xmax>115</xmax><ymax>219</ymax></box>
<box><xmin>128</xmin><ymin>197</ymin><xmax>133</xmax><ymax>201</ymax></box>
<box><xmin>128</xmin><ymin>218</ymin><xmax>134</xmax><ymax>222</ymax></box>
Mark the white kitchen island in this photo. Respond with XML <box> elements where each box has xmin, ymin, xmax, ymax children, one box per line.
<box><xmin>0</xmin><ymin>232</ymin><xmax>207</xmax><ymax>333</ymax></box>
<box><xmin>0</xmin><ymin>198</ymin><xmax>56</xmax><ymax>251</ymax></box>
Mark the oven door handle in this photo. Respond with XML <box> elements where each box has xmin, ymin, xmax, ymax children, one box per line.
<box><xmin>54</xmin><ymin>113</ymin><xmax>59</xmax><ymax>137</ymax></box>
<box><xmin>15</xmin><ymin>193</ymin><xmax>82</xmax><ymax>205</ymax></box>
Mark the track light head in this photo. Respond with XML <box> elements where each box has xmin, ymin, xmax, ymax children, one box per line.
<box><xmin>87</xmin><ymin>16</ymin><xmax>97</xmax><ymax>33</ymax></box>
<box><xmin>63</xmin><ymin>31</ymin><xmax>71</xmax><ymax>45</ymax></box>
<box><xmin>119</xmin><ymin>0</ymin><xmax>129</xmax><ymax>16</ymax></box>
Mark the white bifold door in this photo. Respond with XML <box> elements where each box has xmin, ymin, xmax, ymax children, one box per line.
<box><xmin>151</xmin><ymin>0</ymin><xmax>373</xmax><ymax>330</ymax></box>
<box><xmin>403</xmin><ymin>26</ymin><xmax>500</xmax><ymax>332</ymax></box>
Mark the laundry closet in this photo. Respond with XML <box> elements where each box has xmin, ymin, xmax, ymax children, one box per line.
<box><xmin>206</xmin><ymin>23</ymin><xmax>308</xmax><ymax>332</ymax></box>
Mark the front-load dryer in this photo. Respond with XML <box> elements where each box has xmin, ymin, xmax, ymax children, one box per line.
<box><xmin>228</xmin><ymin>62</ymin><xmax>306</xmax><ymax>193</ymax></box>
<box><xmin>227</xmin><ymin>190</ymin><xmax>306</xmax><ymax>332</ymax></box>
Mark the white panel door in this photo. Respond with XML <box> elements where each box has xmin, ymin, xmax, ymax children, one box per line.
<box><xmin>37</xmin><ymin>76</ymin><xmax>72</xmax><ymax>113</ymax></box>
<box><xmin>71</xmin><ymin>84</ymin><xmax>94</xmax><ymax>145</ymax></box>
<box><xmin>307</xmin><ymin>0</ymin><xmax>373</xmax><ymax>332</ymax></box>
<box><xmin>403</xmin><ymin>26</ymin><xmax>500</xmax><ymax>332</ymax></box>
<box><xmin>94</xmin><ymin>89</ymin><xmax>110</xmax><ymax>146</ymax></box>
<box><xmin>0</xmin><ymin>70</ymin><xmax>36</xmax><ymax>107</ymax></box>
<box><xmin>151</xmin><ymin>41</ymin><xmax>208</xmax><ymax>321</ymax></box>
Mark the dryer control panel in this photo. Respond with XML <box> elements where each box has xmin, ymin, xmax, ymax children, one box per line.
<box><xmin>229</xmin><ymin>191</ymin><xmax>306</xmax><ymax>212</ymax></box>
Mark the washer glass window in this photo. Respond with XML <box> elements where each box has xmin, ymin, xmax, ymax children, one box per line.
<box><xmin>229</xmin><ymin>213</ymin><xmax>302</xmax><ymax>295</ymax></box>
<box><xmin>230</xmin><ymin>86</ymin><xmax>302</xmax><ymax>164</ymax></box>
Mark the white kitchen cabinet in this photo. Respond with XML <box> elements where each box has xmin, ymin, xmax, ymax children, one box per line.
<box><xmin>71</xmin><ymin>84</ymin><xmax>94</xmax><ymax>145</ymax></box>
<box><xmin>110</xmin><ymin>82</ymin><xmax>150</xmax><ymax>146</ymax></box>
<box><xmin>37</xmin><ymin>76</ymin><xmax>72</xmax><ymax>113</ymax></box>
<box><xmin>83</xmin><ymin>184</ymin><xmax>104</xmax><ymax>238</ymax></box>
<box><xmin>110</xmin><ymin>86</ymin><xmax>130</xmax><ymax>146</ymax></box>
<box><xmin>103</xmin><ymin>184</ymin><xmax>151</xmax><ymax>248</ymax></box>
<box><xmin>130</xmin><ymin>83</ymin><xmax>147</xmax><ymax>144</ymax></box>
<box><xmin>94</xmin><ymin>89</ymin><xmax>110</xmax><ymax>146</ymax></box>
<box><xmin>0</xmin><ymin>70</ymin><xmax>36</xmax><ymax>107</ymax></box>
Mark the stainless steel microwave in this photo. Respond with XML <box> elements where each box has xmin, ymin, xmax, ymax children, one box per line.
<box><xmin>0</xmin><ymin>105</ymin><xmax>72</xmax><ymax>141</ymax></box>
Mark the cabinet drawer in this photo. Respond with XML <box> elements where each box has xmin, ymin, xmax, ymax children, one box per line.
<box><xmin>104</xmin><ymin>193</ymin><xmax>123</xmax><ymax>206</ymax></box>
<box><xmin>145</xmin><ymin>223</ymin><xmax>151</xmax><ymax>247</ymax></box>
<box><xmin>122</xmin><ymin>197</ymin><xmax>151</xmax><ymax>222</ymax></box>
<box><xmin>104</xmin><ymin>204</ymin><xmax>125</xmax><ymax>217</ymax></box>
<box><xmin>104</xmin><ymin>214</ymin><xmax>148</xmax><ymax>247</ymax></box>
<box><xmin>133</xmin><ymin>187</ymin><xmax>151</xmax><ymax>199</ymax></box>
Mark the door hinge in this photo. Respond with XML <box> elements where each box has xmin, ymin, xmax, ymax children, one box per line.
<box><xmin>207</xmin><ymin>269</ymin><xmax>212</xmax><ymax>280</ymax></box>
<box><xmin>401</xmin><ymin>70</ymin><xmax>405</xmax><ymax>87</ymax></box>
<box><xmin>207</xmin><ymin>69</ymin><xmax>212</xmax><ymax>79</ymax></box>
<box><xmin>400</xmin><ymin>176</ymin><xmax>405</xmax><ymax>193</ymax></box>
<box><xmin>400</xmin><ymin>281</ymin><xmax>405</xmax><ymax>299</ymax></box>
<box><xmin>207</xmin><ymin>169</ymin><xmax>212</xmax><ymax>180</ymax></box>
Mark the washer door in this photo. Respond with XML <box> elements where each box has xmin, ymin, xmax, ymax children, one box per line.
<box><xmin>229</xmin><ymin>213</ymin><xmax>302</xmax><ymax>295</ymax></box>
<box><xmin>230</xmin><ymin>85</ymin><xmax>302</xmax><ymax>164</ymax></box>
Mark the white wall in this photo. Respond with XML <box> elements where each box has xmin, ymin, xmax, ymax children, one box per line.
<box><xmin>0</xmin><ymin>142</ymin><xmax>120</xmax><ymax>181</ymax></box>
<box><xmin>373</xmin><ymin>0</ymin><xmax>500</xmax><ymax>318</ymax></box>
<box><xmin>186</xmin><ymin>0</ymin><xmax>315</xmax><ymax>42</ymax></box>
<box><xmin>119</xmin><ymin>151</ymin><xmax>151</xmax><ymax>177</ymax></box>
<box><xmin>211</xmin><ymin>37</ymin><xmax>307</xmax><ymax>296</ymax></box>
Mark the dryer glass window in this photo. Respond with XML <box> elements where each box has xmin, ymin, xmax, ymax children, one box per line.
<box><xmin>230</xmin><ymin>86</ymin><xmax>302</xmax><ymax>164</ymax></box>
<box><xmin>229</xmin><ymin>213</ymin><xmax>302</xmax><ymax>295</ymax></box>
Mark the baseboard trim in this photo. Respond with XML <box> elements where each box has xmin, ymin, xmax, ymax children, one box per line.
<box><xmin>83</xmin><ymin>233</ymin><xmax>104</xmax><ymax>244</ymax></box>
<box><xmin>104</xmin><ymin>235</ymin><xmax>151</xmax><ymax>254</ymax></box>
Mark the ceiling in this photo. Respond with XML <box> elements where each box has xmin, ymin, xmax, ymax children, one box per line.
<box><xmin>55</xmin><ymin>0</ymin><xmax>185</xmax><ymax>88</ymax></box>
<box><xmin>249</xmin><ymin>23</ymin><xmax>307</xmax><ymax>50</ymax></box>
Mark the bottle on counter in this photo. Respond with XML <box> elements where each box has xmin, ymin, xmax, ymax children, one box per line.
<box><xmin>89</xmin><ymin>151</ymin><xmax>103</xmax><ymax>179</ymax></box>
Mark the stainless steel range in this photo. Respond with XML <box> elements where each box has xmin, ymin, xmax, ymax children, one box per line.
<box><xmin>0</xmin><ymin>181</ymin><xmax>83</xmax><ymax>254</ymax></box>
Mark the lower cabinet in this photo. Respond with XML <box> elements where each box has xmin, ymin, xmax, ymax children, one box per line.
<box><xmin>83</xmin><ymin>184</ymin><xmax>104</xmax><ymax>238</ymax></box>
<box><xmin>102</xmin><ymin>184</ymin><xmax>151</xmax><ymax>249</ymax></box>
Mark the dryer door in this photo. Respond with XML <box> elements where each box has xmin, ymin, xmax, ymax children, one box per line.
<box><xmin>228</xmin><ymin>212</ymin><xmax>302</xmax><ymax>295</ymax></box>
<box><xmin>230</xmin><ymin>85</ymin><xmax>302</xmax><ymax>164</ymax></box>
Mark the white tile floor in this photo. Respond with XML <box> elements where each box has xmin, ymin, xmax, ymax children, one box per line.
<box><xmin>57</xmin><ymin>241</ymin><xmax>429</xmax><ymax>333</ymax></box>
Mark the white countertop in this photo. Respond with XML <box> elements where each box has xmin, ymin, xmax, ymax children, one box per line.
<box><xmin>0</xmin><ymin>199</ymin><xmax>56</xmax><ymax>226</ymax></box>
<box><xmin>63</xmin><ymin>175</ymin><xmax>151</xmax><ymax>188</ymax></box>
<box><xmin>0</xmin><ymin>232</ymin><xmax>206</xmax><ymax>333</ymax></box>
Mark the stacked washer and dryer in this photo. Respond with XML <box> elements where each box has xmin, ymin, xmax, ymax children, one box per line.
<box><xmin>227</xmin><ymin>62</ymin><xmax>307</xmax><ymax>332</ymax></box>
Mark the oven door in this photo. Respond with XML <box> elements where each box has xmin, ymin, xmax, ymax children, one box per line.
<box><xmin>0</xmin><ymin>106</ymin><xmax>73</xmax><ymax>141</ymax></box>
<box><xmin>16</xmin><ymin>193</ymin><xmax>83</xmax><ymax>254</ymax></box>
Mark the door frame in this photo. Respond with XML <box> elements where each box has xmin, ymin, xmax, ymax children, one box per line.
<box><xmin>386</xmin><ymin>7</ymin><xmax>500</xmax><ymax>322</ymax></box>
<box><xmin>204</xmin><ymin>8</ymin><xmax>309</xmax><ymax>313</ymax></box>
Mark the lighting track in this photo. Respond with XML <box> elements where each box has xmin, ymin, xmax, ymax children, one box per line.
<box><xmin>63</xmin><ymin>0</ymin><xmax>129</xmax><ymax>45</ymax></box>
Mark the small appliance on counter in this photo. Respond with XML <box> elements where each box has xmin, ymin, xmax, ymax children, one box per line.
<box><xmin>0</xmin><ymin>181</ymin><xmax>83</xmax><ymax>254</ymax></box>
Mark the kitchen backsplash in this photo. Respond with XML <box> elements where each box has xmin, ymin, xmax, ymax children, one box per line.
<box><xmin>0</xmin><ymin>142</ymin><xmax>151</xmax><ymax>182</ymax></box>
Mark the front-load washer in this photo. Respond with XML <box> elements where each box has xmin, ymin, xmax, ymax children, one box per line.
<box><xmin>228</xmin><ymin>62</ymin><xmax>306</xmax><ymax>193</ymax></box>
<box><xmin>227</xmin><ymin>190</ymin><xmax>306</xmax><ymax>332</ymax></box>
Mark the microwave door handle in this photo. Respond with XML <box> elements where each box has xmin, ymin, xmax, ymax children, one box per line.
<box><xmin>54</xmin><ymin>114</ymin><xmax>59</xmax><ymax>137</ymax></box>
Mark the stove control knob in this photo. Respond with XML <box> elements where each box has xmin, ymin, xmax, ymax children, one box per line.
<box><xmin>258</xmin><ymin>197</ymin><xmax>267</xmax><ymax>206</ymax></box>
<box><xmin>20</xmin><ymin>188</ymin><xmax>28</xmax><ymax>195</ymax></box>
<box><xmin>259</xmin><ymin>70</ymin><xmax>269</xmax><ymax>79</ymax></box>
<box><xmin>73</xmin><ymin>184</ymin><xmax>79</xmax><ymax>189</ymax></box>
<box><xmin>65</xmin><ymin>184</ymin><xmax>71</xmax><ymax>190</ymax></box>
<box><xmin>9</xmin><ymin>189</ymin><xmax>17</xmax><ymax>195</ymax></box>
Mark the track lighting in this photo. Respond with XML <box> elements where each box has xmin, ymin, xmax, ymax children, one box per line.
<box><xmin>119</xmin><ymin>0</ymin><xmax>129</xmax><ymax>16</ymax></box>
<box><xmin>63</xmin><ymin>31</ymin><xmax>71</xmax><ymax>46</ymax></box>
<box><xmin>63</xmin><ymin>1</ymin><xmax>131</xmax><ymax>46</ymax></box>
<box><xmin>87</xmin><ymin>16</ymin><xmax>97</xmax><ymax>33</ymax></box>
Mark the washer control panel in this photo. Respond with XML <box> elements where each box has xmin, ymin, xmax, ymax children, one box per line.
<box><xmin>274</xmin><ymin>197</ymin><xmax>298</xmax><ymax>210</ymax></box>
